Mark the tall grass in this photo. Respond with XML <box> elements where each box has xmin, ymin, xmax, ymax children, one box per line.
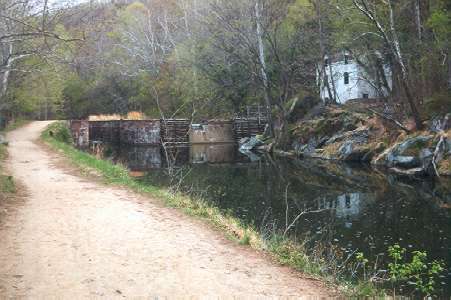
<box><xmin>0</xmin><ymin>120</ymin><xmax>23</xmax><ymax>196</ymax></box>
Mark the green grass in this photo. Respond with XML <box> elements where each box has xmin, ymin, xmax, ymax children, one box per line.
<box><xmin>0</xmin><ymin>144</ymin><xmax>7</xmax><ymax>161</ymax></box>
<box><xmin>0</xmin><ymin>121</ymin><xmax>21</xmax><ymax>196</ymax></box>
<box><xmin>0</xmin><ymin>174</ymin><xmax>15</xmax><ymax>194</ymax></box>
<box><xmin>0</xmin><ymin>143</ymin><xmax>15</xmax><ymax>194</ymax></box>
<box><xmin>41</xmin><ymin>122</ymin><xmax>386</xmax><ymax>297</ymax></box>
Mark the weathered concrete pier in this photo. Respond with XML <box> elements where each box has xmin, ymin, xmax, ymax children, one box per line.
<box><xmin>70</xmin><ymin>108</ymin><xmax>268</xmax><ymax>148</ymax></box>
<box><xmin>190</xmin><ymin>121</ymin><xmax>235</xmax><ymax>144</ymax></box>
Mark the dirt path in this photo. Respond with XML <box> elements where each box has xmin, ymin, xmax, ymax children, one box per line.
<box><xmin>0</xmin><ymin>121</ymin><xmax>334</xmax><ymax>298</ymax></box>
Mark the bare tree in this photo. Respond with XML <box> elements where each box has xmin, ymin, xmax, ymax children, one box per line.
<box><xmin>352</xmin><ymin>0</ymin><xmax>423</xmax><ymax>129</ymax></box>
<box><xmin>0</xmin><ymin>0</ymin><xmax>82</xmax><ymax>108</ymax></box>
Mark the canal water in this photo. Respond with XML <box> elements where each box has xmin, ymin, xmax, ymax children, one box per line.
<box><xmin>106</xmin><ymin>144</ymin><xmax>451</xmax><ymax>296</ymax></box>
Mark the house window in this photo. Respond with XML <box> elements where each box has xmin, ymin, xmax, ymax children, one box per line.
<box><xmin>363</xmin><ymin>93</ymin><xmax>369</xmax><ymax>99</ymax></box>
<box><xmin>344</xmin><ymin>72</ymin><xmax>349</xmax><ymax>85</ymax></box>
<box><xmin>345</xmin><ymin>195</ymin><xmax>351</xmax><ymax>209</ymax></box>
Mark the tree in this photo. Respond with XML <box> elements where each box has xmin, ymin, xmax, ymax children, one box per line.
<box><xmin>0</xmin><ymin>0</ymin><xmax>83</xmax><ymax>112</ymax></box>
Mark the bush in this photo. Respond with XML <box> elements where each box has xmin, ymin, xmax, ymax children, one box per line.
<box><xmin>45</xmin><ymin>122</ymin><xmax>72</xmax><ymax>144</ymax></box>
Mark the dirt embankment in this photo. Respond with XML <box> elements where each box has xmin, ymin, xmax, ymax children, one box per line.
<box><xmin>0</xmin><ymin>121</ymin><xmax>335</xmax><ymax>298</ymax></box>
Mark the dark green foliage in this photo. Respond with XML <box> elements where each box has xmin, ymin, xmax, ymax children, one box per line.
<box><xmin>388</xmin><ymin>244</ymin><xmax>445</xmax><ymax>296</ymax></box>
<box><xmin>44</xmin><ymin>122</ymin><xmax>72</xmax><ymax>144</ymax></box>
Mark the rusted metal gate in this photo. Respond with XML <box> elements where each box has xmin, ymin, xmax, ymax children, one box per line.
<box><xmin>160</xmin><ymin>119</ymin><xmax>190</xmax><ymax>145</ymax></box>
<box><xmin>233</xmin><ymin>105</ymin><xmax>269</xmax><ymax>141</ymax></box>
<box><xmin>233</xmin><ymin>119</ymin><xmax>267</xmax><ymax>141</ymax></box>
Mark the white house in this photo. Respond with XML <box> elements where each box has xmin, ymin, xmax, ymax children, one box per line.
<box><xmin>319</xmin><ymin>52</ymin><xmax>392</xmax><ymax>104</ymax></box>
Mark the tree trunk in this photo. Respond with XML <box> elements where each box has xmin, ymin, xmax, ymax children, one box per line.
<box><xmin>448</xmin><ymin>53</ymin><xmax>451</xmax><ymax>90</ymax></box>
<box><xmin>0</xmin><ymin>44</ymin><xmax>14</xmax><ymax>101</ymax></box>
<box><xmin>414</xmin><ymin>0</ymin><xmax>422</xmax><ymax>41</ymax></box>
<box><xmin>399</xmin><ymin>74</ymin><xmax>423</xmax><ymax>129</ymax></box>
<box><xmin>388</xmin><ymin>0</ymin><xmax>423</xmax><ymax>129</ymax></box>
<box><xmin>255</xmin><ymin>0</ymin><xmax>274</xmax><ymax>137</ymax></box>
<box><xmin>314</xmin><ymin>0</ymin><xmax>335</xmax><ymax>104</ymax></box>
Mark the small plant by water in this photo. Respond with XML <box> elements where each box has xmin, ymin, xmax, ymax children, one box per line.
<box><xmin>387</xmin><ymin>244</ymin><xmax>445</xmax><ymax>298</ymax></box>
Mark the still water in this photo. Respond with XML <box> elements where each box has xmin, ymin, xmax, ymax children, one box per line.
<box><xmin>108</xmin><ymin>143</ymin><xmax>451</xmax><ymax>295</ymax></box>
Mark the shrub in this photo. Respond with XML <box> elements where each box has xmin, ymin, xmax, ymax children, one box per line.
<box><xmin>45</xmin><ymin>122</ymin><xmax>72</xmax><ymax>144</ymax></box>
<box><xmin>388</xmin><ymin>244</ymin><xmax>445</xmax><ymax>297</ymax></box>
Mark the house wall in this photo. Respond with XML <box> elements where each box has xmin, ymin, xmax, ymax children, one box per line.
<box><xmin>320</xmin><ymin>60</ymin><xmax>392</xmax><ymax>104</ymax></box>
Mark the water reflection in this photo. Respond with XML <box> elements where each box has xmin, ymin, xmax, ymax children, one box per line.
<box><xmin>113</xmin><ymin>143</ymin><xmax>249</xmax><ymax>170</ymax></box>
<box><xmin>119</xmin><ymin>146</ymin><xmax>162</xmax><ymax>171</ymax></box>
<box><xmin>190</xmin><ymin>144</ymin><xmax>237</xmax><ymax>164</ymax></box>
<box><xmin>106</xmin><ymin>144</ymin><xmax>451</xmax><ymax>296</ymax></box>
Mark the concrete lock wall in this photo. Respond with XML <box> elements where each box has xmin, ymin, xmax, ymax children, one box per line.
<box><xmin>189</xmin><ymin>121</ymin><xmax>235</xmax><ymax>144</ymax></box>
<box><xmin>119</xmin><ymin>120</ymin><xmax>161</xmax><ymax>145</ymax></box>
<box><xmin>70</xmin><ymin>120</ymin><xmax>89</xmax><ymax>148</ymax></box>
<box><xmin>89</xmin><ymin>121</ymin><xmax>121</xmax><ymax>144</ymax></box>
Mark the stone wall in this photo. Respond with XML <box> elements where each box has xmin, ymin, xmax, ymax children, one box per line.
<box><xmin>89</xmin><ymin>121</ymin><xmax>120</xmax><ymax>144</ymax></box>
<box><xmin>120</xmin><ymin>120</ymin><xmax>161</xmax><ymax>145</ymax></box>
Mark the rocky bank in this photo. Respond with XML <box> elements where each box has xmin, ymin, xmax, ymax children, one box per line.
<box><xmin>244</xmin><ymin>103</ymin><xmax>451</xmax><ymax>178</ymax></box>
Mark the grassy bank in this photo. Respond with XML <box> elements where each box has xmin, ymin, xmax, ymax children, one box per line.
<box><xmin>0</xmin><ymin>120</ymin><xmax>28</xmax><ymax>199</ymax></box>
<box><xmin>41</xmin><ymin>122</ymin><xmax>390</xmax><ymax>297</ymax></box>
<box><xmin>0</xmin><ymin>144</ymin><xmax>15</xmax><ymax>196</ymax></box>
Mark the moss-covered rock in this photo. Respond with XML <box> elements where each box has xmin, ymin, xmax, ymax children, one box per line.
<box><xmin>288</xmin><ymin>104</ymin><xmax>451</xmax><ymax>177</ymax></box>
<box><xmin>438</xmin><ymin>157</ymin><xmax>451</xmax><ymax>176</ymax></box>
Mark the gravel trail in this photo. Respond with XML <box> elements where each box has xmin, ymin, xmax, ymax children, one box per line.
<box><xmin>0</xmin><ymin>121</ymin><xmax>334</xmax><ymax>298</ymax></box>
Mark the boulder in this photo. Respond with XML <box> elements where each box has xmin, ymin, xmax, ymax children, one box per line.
<box><xmin>293</xmin><ymin>137</ymin><xmax>320</xmax><ymax>155</ymax></box>
<box><xmin>395</xmin><ymin>135</ymin><xmax>432</xmax><ymax>155</ymax></box>
<box><xmin>239</xmin><ymin>137</ymin><xmax>250</xmax><ymax>145</ymax></box>
<box><xmin>312</xmin><ymin>127</ymin><xmax>375</xmax><ymax>161</ymax></box>
<box><xmin>419</xmin><ymin>148</ymin><xmax>434</xmax><ymax>169</ymax></box>
<box><xmin>324</xmin><ymin>128</ymin><xmax>369</xmax><ymax>146</ymax></box>
<box><xmin>392</xmin><ymin>155</ymin><xmax>420</xmax><ymax>169</ymax></box>
<box><xmin>373</xmin><ymin>135</ymin><xmax>433</xmax><ymax>167</ymax></box>
<box><xmin>389</xmin><ymin>167</ymin><xmax>426</xmax><ymax>177</ymax></box>
<box><xmin>239</xmin><ymin>149</ymin><xmax>261</xmax><ymax>162</ymax></box>
<box><xmin>338</xmin><ymin>141</ymin><xmax>354</xmax><ymax>160</ymax></box>
<box><xmin>239</xmin><ymin>136</ymin><xmax>264</xmax><ymax>151</ymax></box>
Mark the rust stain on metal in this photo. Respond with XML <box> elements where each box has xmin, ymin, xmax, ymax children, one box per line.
<box><xmin>70</xmin><ymin>120</ymin><xmax>89</xmax><ymax>148</ymax></box>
